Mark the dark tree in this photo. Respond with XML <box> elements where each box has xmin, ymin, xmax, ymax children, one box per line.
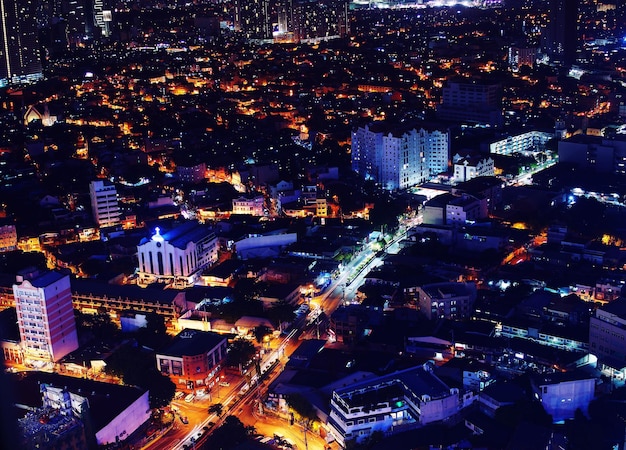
<box><xmin>208</xmin><ymin>403</ymin><xmax>224</xmax><ymax>417</ymax></box>
<box><xmin>135</xmin><ymin>312</ymin><xmax>171</xmax><ymax>350</ymax></box>
<box><xmin>201</xmin><ymin>415</ymin><xmax>249</xmax><ymax>450</ymax></box>
<box><xmin>74</xmin><ymin>311</ymin><xmax>119</xmax><ymax>343</ymax></box>
<box><xmin>104</xmin><ymin>343</ymin><xmax>175</xmax><ymax>408</ymax></box>
<box><xmin>226</xmin><ymin>338</ymin><xmax>256</xmax><ymax>372</ymax></box>
<box><xmin>266</xmin><ymin>300</ymin><xmax>296</xmax><ymax>332</ymax></box>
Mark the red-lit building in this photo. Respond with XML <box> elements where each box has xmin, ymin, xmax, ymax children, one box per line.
<box><xmin>156</xmin><ymin>329</ymin><xmax>228</xmax><ymax>389</ymax></box>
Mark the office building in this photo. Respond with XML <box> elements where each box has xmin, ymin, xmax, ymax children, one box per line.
<box><xmin>89</xmin><ymin>180</ymin><xmax>121</xmax><ymax>229</ymax></box>
<box><xmin>351</xmin><ymin>122</ymin><xmax>450</xmax><ymax>191</ymax></box>
<box><xmin>13</xmin><ymin>271</ymin><xmax>79</xmax><ymax>363</ymax></box>
<box><xmin>14</xmin><ymin>371</ymin><xmax>150</xmax><ymax>447</ymax></box>
<box><xmin>437</xmin><ymin>80</ymin><xmax>503</xmax><ymax>127</ymax></box>
<box><xmin>0</xmin><ymin>0</ymin><xmax>43</xmax><ymax>86</ymax></box>
<box><xmin>508</xmin><ymin>45</ymin><xmax>537</xmax><ymax>72</ymax></box>
<box><xmin>50</xmin><ymin>0</ymin><xmax>92</xmax><ymax>45</ymax></box>
<box><xmin>558</xmin><ymin>134</ymin><xmax>626</xmax><ymax>174</ymax></box>
<box><xmin>137</xmin><ymin>221</ymin><xmax>219</xmax><ymax>286</ymax></box>
<box><xmin>292</xmin><ymin>0</ymin><xmax>349</xmax><ymax>42</ymax></box>
<box><xmin>542</xmin><ymin>0</ymin><xmax>578</xmax><ymax>65</ymax></box>
<box><xmin>234</xmin><ymin>0</ymin><xmax>272</xmax><ymax>41</ymax></box>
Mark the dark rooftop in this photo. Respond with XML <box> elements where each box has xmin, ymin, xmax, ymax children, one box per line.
<box><xmin>10</xmin><ymin>371</ymin><xmax>147</xmax><ymax>434</ymax></box>
<box><xmin>158</xmin><ymin>329</ymin><xmax>226</xmax><ymax>357</ymax></box>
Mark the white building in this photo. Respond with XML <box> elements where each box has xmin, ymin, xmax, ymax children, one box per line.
<box><xmin>232</xmin><ymin>195</ymin><xmax>265</xmax><ymax>216</ymax></box>
<box><xmin>13</xmin><ymin>271</ymin><xmax>79</xmax><ymax>363</ymax></box>
<box><xmin>328</xmin><ymin>363</ymin><xmax>460</xmax><ymax>448</ymax></box>
<box><xmin>137</xmin><ymin>222</ymin><xmax>219</xmax><ymax>286</ymax></box>
<box><xmin>351</xmin><ymin>122</ymin><xmax>450</xmax><ymax>191</ymax></box>
<box><xmin>489</xmin><ymin>131</ymin><xmax>552</xmax><ymax>156</ymax></box>
<box><xmin>89</xmin><ymin>180</ymin><xmax>121</xmax><ymax>229</ymax></box>
<box><xmin>452</xmin><ymin>157</ymin><xmax>494</xmax><ymax>183</ymax></box>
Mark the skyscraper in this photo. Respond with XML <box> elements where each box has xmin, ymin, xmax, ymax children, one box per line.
<box><xmin>542</xmin><ymin>0</ymin><xmax>578</xmax><ymax>65</ymax></box>
<box><xmin>0</xmin><ymin>0</ymin><xmax>43</xmax><ymax>85</ymax></box>
<box><xmin>13</xmin><ymin>270</ymin><xmax>79</xmax><ymax>363</ymax></box>
<box><xmin>234</xmin><ymin>0</ymin><xmax>272</xmax><ymax>41</ymax></box>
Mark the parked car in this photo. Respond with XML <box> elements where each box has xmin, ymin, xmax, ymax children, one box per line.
<box><xmin>174</xmin><ymin>391</ymin><xmax>185</xmax><ymax>400</ymax></box>
<box><xmin>185</xmin><ymin>393</ymin><xmax>195</xmax><ymax>403</ymax></box>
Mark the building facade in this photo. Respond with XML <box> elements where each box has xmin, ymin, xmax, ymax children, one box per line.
<box><xmin>542</xmin><ymin>0</ymin><xmax>579</xmax><ymax>65</ymax></box>
<box><xmin>156</xmin><ymin>329</ymin><xmax>228</xmax><ymax>388</ymax></box>
<box><xmin>0</xmin><ymin>224</ymin><xmax>18</xmax><ymax>252</ymax></box>
<box><xmin>137</xmin><ymin>222</ymin><xmax>219</xmax><ymax>286</ymax></box>
<box><xmin>437</xmin><ymin>80</ymin><xmax>503</xmax><ymax>127</ymax></box>
<box><xmin>558</xmin><ymin>135</ymin><xmax>626</xmax><ymax>174</ymax></box>
<box><xmin>351</xmin><ymin>122</ymin><xmax>450</xmax><ymax>191</ymax></box>
<box><xmin>589</xmin><ymin>299</ymin><xmax>626</xmax><ymax>378</ymax></box>
<box><xmin>452</xmin><ymin>157</ymin><xmax>495</xmax><ymax>184</ymax></box>
<box><xmin>89</xmin><ymin>180</ymin><xmax>121</xmax><ymax>229</ymax></box>
<box><xmin>328</xmin><ymin>363</ymin><xmax>460</xmax><ymax>448</ymax></box>
<box><xmin>232</xmin><ymin>195</ymin><xmax>265</xmax><ymax>216</ymax></box>
<box><xmin>0</xmin><ymin>0</ymin><xmax>43</xmax><ymax>85</ymax></box>
<box><xmin>489</xmin><ymin>130</ymin><xmax>552</xmax><ymax>156</ymax></box>
<box><xmin>13</xmin><ymin>271</ymin><xmax>79</xmax><ymax>363</ymax></box>
<box><xmin>234</xmin><ymin>0</ymin><xmax>272</xmax><ymax>41</ymax></box>
<box><xmin>415</xmin><ymin>282</ymin><xmax>477</xmax><ymax>321</ymax></box>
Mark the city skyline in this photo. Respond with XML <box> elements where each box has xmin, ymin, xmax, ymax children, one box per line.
<box><xmin>1</xmin><ymin>0</ymin><xmax>626</xmax><ymax>449</ymax></box>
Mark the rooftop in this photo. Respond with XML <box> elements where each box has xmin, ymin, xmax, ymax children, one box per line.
<box><xmin>335</xmin><ymin>363</ymin><xmax>452</xmax><ymax>407</ymax></box>
<box><xmin>158</xmin><ymin>329</ymin><xmax>226</xmax><ymax>357</ymax></box>
<box><xmin>10</xmin><ymin>371</ymin><xmax>147</xmax><ymax>434</ymax></box>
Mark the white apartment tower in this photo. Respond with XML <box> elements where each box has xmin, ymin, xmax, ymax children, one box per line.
<box><xmin>90</xmin><ymin>180</ymin><xmax>121</xmax><ymax>228</ymax></box>
<box><xmin>13</xmin><ymin>271</ymin><xmax>79</xmax><ymax>363</ymax></box>
<box><xmin>351</xmin><ymin>122</ymin><xmax>449</xmax><ymax>191</ymax></box>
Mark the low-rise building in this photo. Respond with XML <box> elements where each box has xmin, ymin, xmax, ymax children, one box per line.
<box><xmin>530</xmin><ymin>372</ymin><xmax>596</xmax><ymax>423</ymax></box>
<box><xmin>415</xmin><ymin>282</ymin><xmax>477</xmax><ymax>320</ymax></box>
<box><xmin>328</xmin><ymin>363</ymin><xmax>460</xmax><ymax>447</ymax></box>
<box><xmin>232</xmin><ymin>195</ymin><xmax>265</xmax><ymax>216</ymax></box>
<box><xmin>156</xmin><ymin>329</ymin><xmax>228</xmax><ymax>389</ymax></box>
<box><xmin>12</xmin><ymin>371</ymin><xmax>150</xmax><ymax>448</ymax></box>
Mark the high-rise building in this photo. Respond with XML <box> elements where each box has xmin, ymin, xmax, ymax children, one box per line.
<box><xmin>0</xmin><ymin>0</ymin><xmax>43</xmax><ymax>86</ymax></box>
<box><xmin>50</xmin><ymin>0</ymin><xmax>91</xmax><ymax>44</ymax></box>
<box><xmin>92</xmin><ymin>0</ymin><xmax>113</xmax><ymax>38</ymax></box>
<box><xmin>13</xmin><ymin>270</ymin><xmax>79</xmax><ymax>363</ymax></box>
<box><xmin>234</xmin><ymin>0</ymin><xmax>272</xmax><ymax>41</ymax></box>
<box><xmin>291</xmin><ymin>0</ymin><xmax>349</xmax><ymax>42</ymax></box>
<box><xmin>542</xmin><ymin>0</ymin><xmax>578</xmax><ymax>65</ymax></box>
<box><xmin>351</xmin><ymin>122</ymin><xmax>450</xmax><ymax>191</ymax></box>
<box><xmin>89</xmin><ymin>180</ymin><xmax>121</xmax><ymax>229</ymax></box>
